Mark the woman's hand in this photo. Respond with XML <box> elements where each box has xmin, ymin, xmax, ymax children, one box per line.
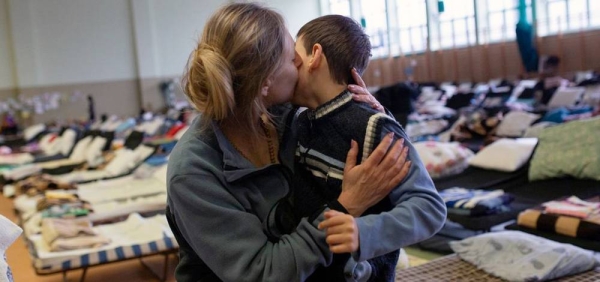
<box><xmin>318</xmin><ymin>210</ymin><xmax>359</xmax><ymax>253</ymax></box>
<box><xmin>348</xmin><ymin>68</ymin><xmax>385</xmax><ymax>113</ymax></box>
<box><xmin>338</xmin><ymin>133</ymin><xmax>411</xmax><ymax>217</ymax></box>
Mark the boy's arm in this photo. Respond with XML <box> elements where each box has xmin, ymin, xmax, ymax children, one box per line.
<box><xmin>353</xmin><ymin>118</ymin><xmax>447</xmax><ymax>262</ymax></box>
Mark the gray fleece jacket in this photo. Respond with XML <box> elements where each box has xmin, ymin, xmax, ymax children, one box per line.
<box><xmin>166</xmin><ymin>108</ymin><xmax>372</xmax><ymax>282</ymax></box>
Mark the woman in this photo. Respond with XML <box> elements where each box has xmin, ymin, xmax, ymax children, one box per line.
<box><xmin>166</xmin><ymin>3</ymin><xmax>410</xmax><ymax>281</ymax></box>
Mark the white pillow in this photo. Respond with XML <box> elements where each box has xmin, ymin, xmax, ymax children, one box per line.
<box><xmin>449</xmin><ymin>231</ymin><xmax>598</xmax><ymax>281</ymax></box>
<box><xmin>104</xmin><ymin>149</ymin><xmax>137</xmax><ymax>176</ymax></box>
<box><xmin>59</xmin><ymin>129</ymin><xmax>77</xmax><ymax>156</ymax></box>
<box><xmin>468</xmin><ymin>138</ymin><xmax>538</xmax><ymax>172</ymax></box>
<box><xmin>69</xmin><ymin>136</ymin><xmax>93</xmax><ymax>162</ymax></box>
<box><xmin>547</xmin><ymin>87</ymin><xmax>585</xmax><ymax>109</ymax></box>
<box><xmin>23</xmin><ymin>124</ymin><xmax>45</xmax><ymax>142</ymax></box>
<box><xmin>144</xmin><ymin>117</ymin><xmax>165</xmax><ymax>136</ymax></box>
<box><xmin>41</xmin><ymin>136</ymin><xmax>62</xmax><ymax>156</ymax></box>
<box><xmin>132</xmin><ymin>145</ymin><xmax>155</xmax><ymax>163</ymax></box>
<box><xmin>152</xmin><ymin>164</ymin><xmax>169</xmax><ymax>184</ymax></box>
<box><xmin>38</xmin><ymin>134</ymin><xmax>56</xmax><ymax>151</ymax></box>
<box><xmin>414</xmin><ymin>141</ymin><xmax>474</xmax><ymax>179</ymax></box>
<box><xmin>496</xmin><ymin>111</ymin><xmax>541</xmax><ymax>137</ymax></box>
<box><xmin>85</xmin><ymin>137</ymin><xmax>107</xmax><ymax>166</ymax></box>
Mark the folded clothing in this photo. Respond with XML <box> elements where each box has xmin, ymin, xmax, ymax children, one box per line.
<box><xmin>440</xmin><ymin>188</ymin><xmax>514</xmax><ymax>216</ymax></box>
<box><xmin>41</xmin><ymin>218</ymin><xmax>110</xmax><ymax>252</ymax></box>
<box><xmin>518</xmin><ymin>196</ymin><xmax>600</xmax><ymax>240</ymax></box>
<box><xmin>542</xmin><ymin>196</ymin><xmax>600</xmax><ymax>218</ymax></box>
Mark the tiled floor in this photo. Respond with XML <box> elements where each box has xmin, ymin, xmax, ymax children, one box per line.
<box><xmin>0</xmin><ymin>195</ymin><xmax>177</xmax><ymax>282</ymax></box>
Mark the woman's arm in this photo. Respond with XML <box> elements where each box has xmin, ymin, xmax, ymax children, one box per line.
<box><xmin>168</xmin><ymin>173</ymin><xmax>332</xmax><ymax>282</ymax></box>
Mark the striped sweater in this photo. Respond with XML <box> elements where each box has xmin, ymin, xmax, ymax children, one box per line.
<box><xmin>288</xmin><ymin>90</ymin><xmax>446</xmax><ymax>281</ymax></box>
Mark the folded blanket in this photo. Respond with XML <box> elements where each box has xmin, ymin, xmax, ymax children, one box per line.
<box><xmin>41</xmin><ymin>217</ymin><xmax>111</xmax><ymax>252</ymax></box>
<box><xmin>50</xmin><ymin>235</ymin><xmax>112</xmax><ymax>252</ymax></box>
<box><xmin>518</xmin><ymin>196</ymin><xmax>600</xmax><ymax>240</ymax></box>
<box><xmin>440</xmin><ymin>188</ymin><xmax>514</xmax><ymax>216</ymax></box>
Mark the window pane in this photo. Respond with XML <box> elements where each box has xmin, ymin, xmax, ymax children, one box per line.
<box><xmin>488</xmin><ymin>0</ymin><xmax>519</xmax><ymax>12</ymax></box>
<box><xmin>568</xmin><ymin>0</ymin><xmax>587</xmax><ymax>30</ymax></box>
<box><xmin>361</xmin><ymin>0</ymin><xmax>389</xmax><ymax>57</ymax></box>
<box><xmin>329</xmin><ymin>0</ymin><xmax>351</xmax><ymax>16</ymax></box>
<box><xmin>437</xmin><ymin>0</ymin><xmax>475</xmax><ymax>48</ymax></box>
<box><xmin>396</xmin><ymin>0</ymin><xmax>427</xmax><ymax>27</ymax></box>
<box><xmin>547</xmin><ymin>0</ymin><xmax>568</xmax><ymax>33</ymax></box>
<box><xmin>591</xmin><ymin>0</ymin><xmax>600</xmax><ymax>27</ymax></box>
<box><xmin>395</xmin><ymin>0</ymin><xmax>427</xmax><ymax>54</ymax></box>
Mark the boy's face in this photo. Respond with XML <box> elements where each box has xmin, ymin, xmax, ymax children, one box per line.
<box><xmin>290</xmin><ymin>36</ymin><xmax>313</xmax><ymax>107</ymax></box>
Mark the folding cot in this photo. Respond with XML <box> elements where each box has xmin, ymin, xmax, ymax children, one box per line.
<box><xmin>27</xmin><ymin>213</ymin><xmax>178</xmax><ymax>282</ymax></box>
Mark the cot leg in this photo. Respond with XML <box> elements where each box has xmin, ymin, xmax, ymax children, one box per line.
<box><xmin>79</xmin><ymin>267</ymin><xmax>88</xmax><ymax>282</ymax></box>
<box><xmin>62</xmin><ymin>268</ymin><xmax>88</xmax><ymax>282</ymax></box>
<box><xmin>139</xmin><ymin>254</ymin><xmax>169</xmax><ymax>282</ymax></box>
<box><xmin>162</xmin><ymin>253</ymin><xmax>169</xmax><ymax>282</ymax></box>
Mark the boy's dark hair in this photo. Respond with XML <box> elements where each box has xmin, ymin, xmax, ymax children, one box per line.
<box><xmin>297</xmin><ymin>15</ymin><xmax>371</xmax><ymax>85</ymax></box>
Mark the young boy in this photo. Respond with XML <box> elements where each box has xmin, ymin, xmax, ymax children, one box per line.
<box><xmin>272</xmin><ymin>15</ymin><xmax>446</xmax><ymax>281</ymax></box>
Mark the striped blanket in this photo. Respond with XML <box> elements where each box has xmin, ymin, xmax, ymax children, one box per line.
<box><xmin>518</xmin><ymin>196</ymin><xmax>600</xmax><ymax>240</ymax></box>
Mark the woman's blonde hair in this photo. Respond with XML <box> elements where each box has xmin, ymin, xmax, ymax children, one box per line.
<box><xmin>182</xmin><ymin>3</ymin><xmax>287</xmax><ymax>134</ymax></box>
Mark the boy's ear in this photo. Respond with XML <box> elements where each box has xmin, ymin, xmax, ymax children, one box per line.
<box><xmin>308</xmin><ymin>43</ymin><xmax>323</xmax><ymax>72</ymax></box>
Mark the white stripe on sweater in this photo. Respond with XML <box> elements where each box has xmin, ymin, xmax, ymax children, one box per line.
<box><xmin>361</xmin><ymin>113</ymin><xmax>390</xmax><ymax>163</ymax></box>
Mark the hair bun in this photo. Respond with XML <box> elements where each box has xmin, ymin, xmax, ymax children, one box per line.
<box><xmin>184</xmin><ymin>44</ymin><xmax>235</xmax><ymax>121</ymax></box>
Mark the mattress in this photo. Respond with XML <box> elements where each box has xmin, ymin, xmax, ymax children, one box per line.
<box><xmin>396</xmin><ymin>254</ymin><xmax>600</xmax><ymax>282</ymax></box>
<box><xmin>29</xmin><ymin>213</ymin><xmax>178</xmax><ymax>274</ymax></box>
<box><xmin>434</xmin><ymin>165</ymin><xmax>528</xmax><ymax>191</ymax></box>
<box><xmin>446</xmin><ymin>197</ymin><xmax>538</xmax><ymax>231</ymax></box>
<box><xmin>501</xmin><ymin>177</ymin><xmax>600</xmax><ymax>203</ymax></box>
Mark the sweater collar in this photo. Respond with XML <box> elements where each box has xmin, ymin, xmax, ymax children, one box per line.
<box><xmin>307</xmin><ymin>90</ymin><xmax>353</xmax><ymax>121</ymax></box>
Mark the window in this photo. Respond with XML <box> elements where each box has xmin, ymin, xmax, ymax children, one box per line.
<box><xmin>479</xmin><ymin>0</ymin><xmax>533</xmax><ymax>43</ymax></box>
<box><xmin>592</xmin><ymin>0</ymin><xmax>600</xmax><ymax>27</ymax></box>
<box><xmin>329</xmin><ymin>0</ymin><xmax>351</xmax><ymax>16</ymax></box>
<box><xmin>358</xmin><ymin>0</ymin><xmax>389</xmax><ymax>57</ymax></box>
<box><xmin>320</xmin><ymin>0</ymin><xmax>600</xmax><ymax>57</ymax></box>
<box><xmin>389</xmin><ymin>0</ymin><xmax>428</xmax><ymax>55</ymax></box>
<box><xmin>537</xmin><ymin>0</ymin><xmax>599</xmax><ymax>36</ymax></box>
<box><xmin>431</xmin><ymin>0</ymin><xmax>476</xmax><ymax>50</ymax></box>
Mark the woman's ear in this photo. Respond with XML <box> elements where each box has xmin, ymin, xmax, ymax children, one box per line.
<box><xmin>308</xmin><ymin>43</ymin><xmax>323</xmax><ymax>72</ymax></box>
<box><xmin>262</xmin><ymin>78</ymin><xmax>273</xmax><ymax>96</ymax></box>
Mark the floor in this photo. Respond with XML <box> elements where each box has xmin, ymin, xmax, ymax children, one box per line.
<box><xmin>1</xmin><ymin>194</ymin><xmax>444</xmax><ymax>281</ymax></box>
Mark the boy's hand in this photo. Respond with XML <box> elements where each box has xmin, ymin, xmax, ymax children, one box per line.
<box><xmin>348</xmin><ymin>68</ymin><xmax>385</xmax><ymax>113</ymax></box>
<box><xmin>318</xmin><ymin>210</ymin><xmax>359</xmax><ymax>253</ymax></box>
